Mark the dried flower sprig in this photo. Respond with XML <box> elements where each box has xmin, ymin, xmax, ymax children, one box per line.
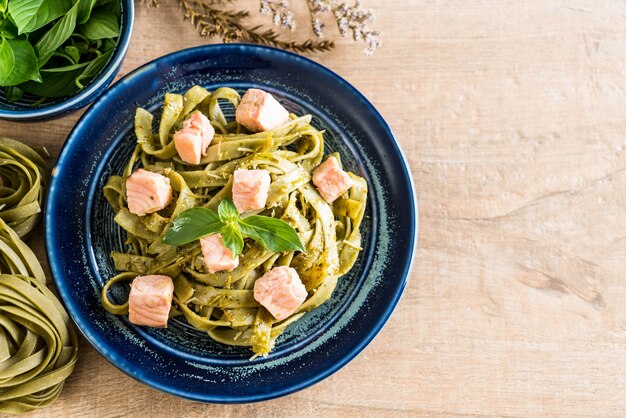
<box><xmin>144</xmin><ymin>0</ymin><xmax>333</xmax><ymax>53</ymax></box>
<box><xmin>181</xmin><ymin>0</ymin><xmax>334</xmax><ymax>52</ymax></box>
<box><xmin>145</xmin><ymin>0</ymin><xmax>384</xmax><ymax>55</ymax></box>
<box><xmin>260</xmin><ymin>0</ymin><xmax>296</xmax><ymax>31</ymax></box>
<box><xmin>306</xmin><ymin>0</ymin><xmax>381</xmax><ymax>55</ymax></box>
<box><xmin>142</xmin><ymin>0</ymin><xmax>162</xmax><ymax>7</ymax></box>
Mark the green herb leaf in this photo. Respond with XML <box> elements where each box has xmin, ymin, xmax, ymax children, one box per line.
<box><xmin>4</xmin><ymin>86</ymin><xmax>23</xmax><ymax>103</ymax></box>
<box><xmin>34</xmin><ymin>0</ymin><xmax>79</xmax><ymax>66</ymax></box>
<box><xmin>19</xmin><ymin>67</ymin><xmax>83</xmax><ymax>97</ymax></box>
<box><xmin>64</xmin><ymin>45</ymin><xmax>80</xmax><ymax>63</ymax></box>
<box><xmin>218</xmin><ymin>199</ymin><xmax>240</xmax><ymax>223</ymax></box>
<box><xmin>0</xmin><ymin>19</ymin><xmax>17</xmax><ymax>39</ymax></box>
<box><xmin>80</xmin><ymin>9</ymin><xmax>119</xmax><ymax>40</ymax></box>
<box><xmin>219</xmin><ymin>223</ymin><xmax>244</xmax><ymax>256</ymax></box>
<box><xmin>75</xmin><ymin>47</ymin><xmax>113</xmax><ymax>89</ymax></box>
<box><xmin>0</xmin><ymin>0</ymin><xmax>7</xmax><ymax>14</ymax></box>
<box><xmin>239</xmin><ymin>216</ymin><xmax>305</xmax><ymax>253</ymax></box>
<box><xmin>163</xmin><ymin>207</ymin><xmax>223</xmax><ymax>246</ymax></box>
<box><xmin>102</xmin><ymin>37</ymin><xmax>116</xmax><ymax>51</ymax></box>
<box><xmin>77</xmin><ymin>0</ymin><xmax>98</xmax><ymax>24</ymax></box>
<box><xmin>165</xmin><ymin>199</ymin><xmax>304</xmax><ymax>257</ymax></box>
<box><xmin>41</xmin><ymin>62</ymin><xmax>89</xmax><ymax>73</ymax></box>
<box><xmin>49</xmin><ymin>50</ymin><xmax>77</xmax><ymax>66</ymax></box>
<box><xmin>8</xmin><ymin>0</ymin><xmax>71</xmax><ymax>35</ymax></box>
<box><xmin>0</xmin><ymin>38</ymin><xmax>41</xmax><ymax>86</ymax></box>
<box><xmin>107</xmin><ymin>0</ymin><xmax>121</xmax><ymax>18</ymax></box>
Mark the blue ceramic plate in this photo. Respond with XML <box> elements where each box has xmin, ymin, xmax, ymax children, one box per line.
<box><xmin>46</xmin><ymin>44</ymin><xmax>417</xmax><ymax>403</ymax></box>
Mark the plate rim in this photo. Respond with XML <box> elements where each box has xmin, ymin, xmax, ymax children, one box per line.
<box><xmin>45</xmin><ymin>43</ymin><xmax>419</xmax><ymax>403</ymax></box>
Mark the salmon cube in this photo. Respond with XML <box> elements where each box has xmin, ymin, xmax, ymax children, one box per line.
<box><xmin>183</xmin><ymin>111</ymin><xmax>214</xmax><ymax>149</ymax></box>
<box><xmin>312</xmin><ymin>156</ymin><xmax>354</xmax><ymax>203</ymax></box>
<box><xmin>235</xmin><ymin>88</ymin><xmax>290</xmax><ymax>132</ymax></box>
<box><xmin>174</xmin><ymin>111</ymin><xmax>215</xmax><ymax>164</ymax></box>
<box><xmin>128</xmin><ymin>275</ymin><xmax>174</xmax><ymax>328</ymax></box>
<box><xmin>232</xmin><ymin>169</ymin><xmax>271</xmax><ymax>213</ymax></box>
<box><xmin>126</xmin><ymin>169</ymin><xmax>172</xmax><ymax>216</ymax></box>
<box><xmin>253</xmin><ymin>266</ymin><xmax>307</xmax><ymax>321</ymax></box>
<box><xmin>173</xmin><ymin>128</ymin><xmax>204</xmax><ymax>165</ymax></box>
<box><xmin>200</xmin><ymin>233</ymin><xmax>239</xmax><ymax>273</ymax></box>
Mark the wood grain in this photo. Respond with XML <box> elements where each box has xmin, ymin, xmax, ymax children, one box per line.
<box><xmin>3</xmin><ymin>0</ymin><xmax>626</xmax><ymax>416</ymax></box>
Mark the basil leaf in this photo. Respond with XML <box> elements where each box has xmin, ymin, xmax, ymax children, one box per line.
<box><xmin>8</xmin><ymin>0</ymin><xmax>71</xmax><ymax>35</ymax></box>
<box><xmin>75</xmin><ymin>47</ymin><xmax>113</xmax><ymax>88</ymax></box>
<box><xmin>41</xmin><ymin>62</ymin><xmax>89</xmax><ymax>73</ymax></box>
<box><xmin>166</xmin><ymin>200</ymin><xmax>303</xmax><ymax>257</ymax></box>
<box><xmin>20</xmin><ymin>67</ymin><xmax>83</xmax><ymax>97</ymax></box>
<box><xmin>4</xmin><ymin>86</ymin><xmax>23</xmax><ymax>103</ymax></box>
<box><xmin>218</xmin><ymin>199</ymin><xmax>240</xmax><ymax>223</ymax></box>
<box><xmin>0</xmin><ymin>19</ymin><xmax>17</xmax><ymax>39</ymax></box>
<box><xmin>108</xmin><ymin>0</ymin><xmax>121</xmax><ymax>18</ymax></box>
<box><xmin>35</xmin><ymin>0</ymin><xmax>79</xmax><ymax>66</ymax></box>
<box><xmin>0</xmin><ymin>0</ymin><xmax>7</xmax><ymax>14</ymax></box>
<box><xmin>239</xmin><ymin>216</ymin><xmax>305</xmax><ymax>253</ymax></box>
<box><xmin>50</xmin><ymin>50</ymin><xmax>77</xmax><ymax>66</ymax></box>
<box><xmin>163</xmin><ymin>207</ymin><xmax>223</xmax><ymax>246</ymax></box>
<box><xmin>77</xmin><ymin>0</ymin><xmax>98</xmax><ymax>25</ymax></box>
<box><xmin>69</xmin><ymin>35</ymin><xmax>94</xmax><ymax>55</ymax></box>
<box><xmin>79</xmin><ymin>9</ymin><xmax>119</xmax><ymax>40</ymax></box>
<box><xmin>64</xmin><ymin>45</ymin><xmax>80</xmax><ymax>63</ymax></box>
<box><xmin>102</xmin><ymin>37</ymin><xmax>116</xmax><ymax>51</ymax></box>
<box><xmin>219</xmin><ymin>224</ymin><xmax>244</xmax><ymax>257</ymax></box>
<box><xmin>0</xmin><ymin>38</ymin><xmax>41</xmax><ymax>86</ymax></box>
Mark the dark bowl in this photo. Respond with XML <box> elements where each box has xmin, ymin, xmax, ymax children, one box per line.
<box><xmin>0</xmin><ymin>0</ymin><xmax>134</xmax><ymax>122</ymax></box>
<box><xmin>45</xmin><ymin>44</ymin><xmax>418</xmax><ymax>403</ymax></box>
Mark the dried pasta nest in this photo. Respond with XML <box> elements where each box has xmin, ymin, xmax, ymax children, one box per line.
<box><xmin>0</xmin><ymin>137</ymin><xmax>49</xmax><ymax>238</ymax></box>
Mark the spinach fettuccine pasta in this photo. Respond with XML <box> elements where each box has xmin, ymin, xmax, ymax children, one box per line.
<box><xmin>101</xmin><ymin>86</ymin><xmax>367</xmax><ymax>356</ymax></box>
<box><xmin>0</xmin><ymin>139</ymin><xmax>78</xmax><ymax>414</ymax></box>
<box><xmin>0</xmin><ymin>138</ymin><xmax>48</xmax><ymax>238</ymax></box>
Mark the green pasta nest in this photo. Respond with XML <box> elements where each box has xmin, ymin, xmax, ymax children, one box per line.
<box><xmin>101</xmin><ymin>86</ymin><xmax>367</xmax><ymax>356</ymax></box>
<box><xmin>0</xmin><ymin>137</ymin><xmax>48</xmax><ymax>238</ymax></box>
<box><xmin>0</xmin><ymin>220</ymin><xmax>78</xmax><ymax>413</ymax></box>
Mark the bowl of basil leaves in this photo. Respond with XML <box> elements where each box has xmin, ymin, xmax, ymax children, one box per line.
<box><xmin>0</xmin><ymin>0</ymin><xmax>133</xmax><ymax>121</ymax></box>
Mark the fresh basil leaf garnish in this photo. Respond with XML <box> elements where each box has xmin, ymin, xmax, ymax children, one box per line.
<box><xmin>164</xmin><ymin>199</ymin><xmax>305</xmax><ymax>258</ymax></box>
<box><xmin>219</xmin><ymin>223</ymin><xmax>245</xmax><ymax>257</ymax></box>
<box><xmin>163</xmin><ymin>207</ymin><xmax>222</xmax><ymax>246</ymax></box>
<box><xmin>239</xmin><ymin>215</ymin><xmax>305</xmax><ymax>253</ymax></box>
<box><xmin>218</xmin><ymin>198</ymin><xmax>240</xmax><ymax>224</ymax></box>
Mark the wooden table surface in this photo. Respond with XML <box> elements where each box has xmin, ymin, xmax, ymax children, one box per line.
<box><xmin>3</xmin><ymin>0</ymin><xmax>626</xmax><ymax>416</ymax></box>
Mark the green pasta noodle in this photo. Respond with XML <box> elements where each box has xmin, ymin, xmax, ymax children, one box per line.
<box><xmin>101</xmin><ymin>86</ymin><xmax>368</xmax><ymax>356</ymax></box>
